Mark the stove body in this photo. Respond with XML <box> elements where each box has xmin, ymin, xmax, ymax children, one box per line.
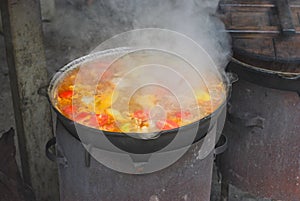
<box><xmin>219</xmin><ymin>78</ymin><xmax>300</xmax><ymax>200</ymax></box>
<box><xmin>55</xmin><ymin>120</ymin><xmax>220</xmax><ymax>201</ymax></box>
<box><xmin>218</xmin><ymin>0</ymin><xmax>300</xmax><ymax>200</ymax></box>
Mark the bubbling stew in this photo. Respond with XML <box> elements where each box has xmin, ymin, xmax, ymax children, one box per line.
<box><xmin>52</xmin><ymin>59</ymin><xmax>226</xmax><ymax>133</ymax></box>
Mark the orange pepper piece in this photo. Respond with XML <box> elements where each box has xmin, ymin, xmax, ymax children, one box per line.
<box><xmin>96</xmin><ymin>114</ymin><xmax>109</xmax><ymax>126</ymax></box>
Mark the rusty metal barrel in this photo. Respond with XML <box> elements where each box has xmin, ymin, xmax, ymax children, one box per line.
<box><xmin>218</xmin><ymin>0</ymin><xmax>300</xmax><ymax>200</ymax></box>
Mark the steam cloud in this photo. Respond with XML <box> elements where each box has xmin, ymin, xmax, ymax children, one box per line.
<box><xmin>79</xmin><ymin>0</ymin><xmax>232</xmax><ymax>137</ymax></box>
<box><xmin>104</xmin><ymin>0</ymin><xmax>232</xmax><ymax>69</ymax></box>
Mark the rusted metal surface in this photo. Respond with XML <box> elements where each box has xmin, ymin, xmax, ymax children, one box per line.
<box><xmin>55</xmin><ymin>121</ymin><xmax>215</xmax><ymax>201</ymax></box>
<box><xmin>219</xmin><ymin>78</ymin><xmax>300</xmax><ymax>200</ymax></box>
<box><xmin>0</xmin><ymin>0</ymin><xmax>58</xmax><ymax>200</ymax></box>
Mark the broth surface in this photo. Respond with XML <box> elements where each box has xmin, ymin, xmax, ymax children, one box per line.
<box><xmin>53</xmin><ymin>60</ymin><xmax>225</xmax><ymax>133</ymax></box>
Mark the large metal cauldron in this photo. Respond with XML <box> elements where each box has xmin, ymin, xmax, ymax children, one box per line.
<box><xmin>47</xmin><ymin>48</ymin><xmax>230</xmax><ymax>154</ymax></box>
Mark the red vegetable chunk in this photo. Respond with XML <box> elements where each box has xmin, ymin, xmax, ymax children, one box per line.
<box><xmin>175</xmin><ymin>110</ymin><xmax>191</xmax><ymax>119</ymax></box>
<box><xmin>59</xmin><ymin>90</ymin><xmax>73</xmax><ymax>99</ymax></box>
<box><xmin>133</xmin><ymin>110</ymin><xmax>149</xmax><ymax>121</ymax></box>
<box><xmin>62</xmin><ymin>105</ymin><xmax>77</xmax><ymax>117</ymax></box>
<box><xmin>88</xmin><ymin>115</ymin><xmax>99</xmax><ymax>127</ymax></box>
<box><xmin>75</xmin><ymin>112</ymin><xmax>90</xmax><ymax>121</ymax></box>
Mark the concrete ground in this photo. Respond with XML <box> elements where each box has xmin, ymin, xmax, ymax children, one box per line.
<box><xmin>0</xmin><ymin>1</ymin><xmax>274</xmax><ymax>200</ymax></box>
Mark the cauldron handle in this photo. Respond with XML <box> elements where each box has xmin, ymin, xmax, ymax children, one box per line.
<box><xmin>45</xmin><ymin>137</ymin><xmax>68</xmax><ymax>168</ymax></box>
<box><xmin>214</xmin><ymin>135</ymin><xmax>227</xmax><ymax>156</ymax></box>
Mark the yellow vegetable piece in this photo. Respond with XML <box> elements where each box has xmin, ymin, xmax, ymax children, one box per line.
<box><xmin>106</xmin><ymin>108</ymin><xmax>126</xmax><ymax>122</ymax></box>
<box><xmin>97</xmin><ymin>90</ymin><xmax>119</xmax><ymax>110</ymax></box>
<box><xmin>120</xmin><ymin>123</ymin><xmax>131</xmax><ymax>133</ymax></box>
<box><xmin>196</xmin><ymin>91</ymin><xmax>211</xmax><ymax>102</ymax></box>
